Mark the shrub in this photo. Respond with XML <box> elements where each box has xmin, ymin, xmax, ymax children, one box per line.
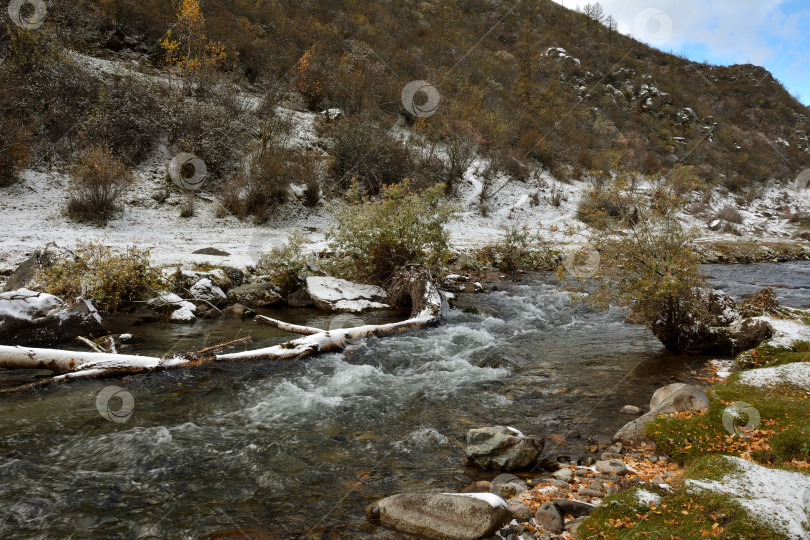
<box><xmin>474</xmin><ymin>226</ymin><xmax>550</xmax><ymax>273</ymax></box>
<box><xmin>67</xmin><ymin>145</ymin><xmax>133</xmax><ymax>224</ymax></box>
<box><xmin>717</xmin><ymin>205</ymin><xmax>744</xmax><ymax>224</ymax></box>
<box><xmin>577</xmin><ymin>182</ymin><xmax>633</xmax><ymax>229</ymax></box>
<box><xmin>327</xmin><ymin>179</ymin><xmax>457</xmax><ymax>282</ymax></box>
<box><xmin>36</xmin><ymin>242</ymin><xmax>164</xmax><ymax>312</ymax></box>
<box><xmin>220</xmin><ymin>147</ymin><xmax>291</xmax><ymax>222</ymax></box>
<box><xmin>327</xmin><ymin>116</ymin><xmax>417</xmax><ymax>195</ymax></box>
<box><xmin>256</xmin><ymin>231</ymin><xmax>314</xmax><ymax>295</ymax></box>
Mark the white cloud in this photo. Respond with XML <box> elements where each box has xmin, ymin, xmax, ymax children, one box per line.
<box><xmin>553</xmin><ymin>0</ymin><xmax>803</xmax><ymax>66</ymax></box>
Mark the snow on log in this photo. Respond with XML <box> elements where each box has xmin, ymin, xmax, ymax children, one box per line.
<box><xmin>0</xmin><ymin>265</ymin><xmax>445</xmax><ymax>387</ymax></box>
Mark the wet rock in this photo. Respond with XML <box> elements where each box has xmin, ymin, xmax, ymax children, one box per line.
<box><xmin>595</xmin><ymin>459</ymin><xmax>628</xmax><ymax>476</ymax></box>
<box><xmin>306</xmin><ymin>276</ymin><xmax>389</xmax><ymax>312</ymax></box>
<box><xmin>287</xmin><ymin>288</ymin><xmax>314</xmax><ymax>308</ymax></box>
<box><xmin>190</xmin><ymin>278</ymin><xmax>227</xmax><ymax>307</ymax></box>
<box><xmin>223</xmin><ymin>267</ymin><xmax>245</xmax><ymax>289</ymax></box>
<box><xmin>534</xmin><ymin>502</ymin><xmax>563</xmax><ymax>534</ymax></box>
<box><xmin>460</xmin><ymin>481</ymin><xmax>491</xmax><ymax>494</ymax></box>
<box><xmin>553</xmin><ymin>498</ymin><xmax>596</xmax><ymax>518</ymax></box>
<box><xmin>489</xmin><ymin>473</ymin><xmax>527</xmax><ymax>498</ymax></box>
<box><xmin>222</xmin><ymin>303</ymin><xmax>255</xmax><ymax>319</ymax></box>
<box><xmin>365</xmin><ymin>492</ymin><xmax>509</xmax><ymax>540</ymax></box>
<box><xmin>507</xmin><ymin>498</ymin><xmax>533</xmax><ymax>522</ymax></box>
<box><xmin>227</xmin><ymin>283</ymin><xmax>283</xmax><ymax>308</ymax></box>
<box><xmin>465</xmin><ymin>426</ymin><xmax>545</xmax><ymax>471</ymax></box>
<box><xmin>620</xmin><ymin>405</ymin><xmax>643</xmax><ymax>415</ymax></box>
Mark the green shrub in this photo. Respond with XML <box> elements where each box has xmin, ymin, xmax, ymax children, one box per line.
<box><xmin>67</xmin><ymin>145</ymin><xmax>133</xmax><ymax>224</ymax></box>
<box><xmin>256</xmin><ymin>231</ymin><xmax>314</xmax><ymax>294</ymax></box>
<box><xmin>36</xmin><ymin>242</ymin><xmax>164</xmax><ymax>312</ymax></box>
<box><xmin>474</xmin><ymin>226</ymin><xmax>551</xmax><ymax>273</ymax></box>
<box><xmin>327</xmin><ymin>179</ymin><xmax>457</xmax><ymax>282</ymax></box>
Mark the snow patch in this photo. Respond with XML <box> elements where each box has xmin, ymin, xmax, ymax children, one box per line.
<box><xmin>635</xmin><ymin>489</ymin><xmax>662</xmax><ymax>506</ymax></box>
<box><xmin>738</xmin><ymin>362</ymin><xmax>810</xmax><ymax>390</ymax></box>
<box><xmin>687</xmin><ymin>456</ymin><xmax>810</xmax><ymax>539</ymax></box>
<box><xmin>444</xmin><ymin>492</ymin><xmax>508</xmax><ymax>510</ymax></box>
<box><xmin>755</xmin><ymin>315</ymin><xmax>810</xmax><ymax>349</ymax></box>
<box><xmin>0</xmin><ymin>289</ymin><xmax>63</xmax><ymax>320</ymax></box>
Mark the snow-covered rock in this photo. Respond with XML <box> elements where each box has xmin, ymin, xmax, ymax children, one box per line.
<box><xmin>305</xmin><ymin>276</ymin><xmax>389</xmax><ymax>312</ymax></box>
<box><xmin>170</xmin><ymin>306</ymin><xmax>197</xmax><ymax>324</ymax></box>
<box><xmin>0</xmin><ymin>289</ymin><xmax>104</xmax><ymax>346</ymax></box>
<box><xmin>0</xmin><ymin>288</ymin><xmax>63</xmax><ymax>320</ymax></box>
<box><xmin>190</xmin><ymin>278</ymin><xmax>227</xmax><ymax>307</ymax></box>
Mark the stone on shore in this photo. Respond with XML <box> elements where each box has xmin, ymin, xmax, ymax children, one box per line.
<box><xmin>226</xmin><ymin>283</ymin><xmax>283</xmax><ymax>308</ymax></box>
<box><xmin>365</xmin><ymin>492</ymin><xmax>509</xmax><ymax>540</ymax></box>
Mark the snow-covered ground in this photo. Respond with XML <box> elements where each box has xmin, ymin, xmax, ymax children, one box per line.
<box><xmin>738</xmin><ymin>361</ymin><xmax>810</xmax><ymax>390</ymax></box>
<box><xmin>1</xmin><ymin>53</ymin><xmax>809</xmax><ymax>275</ymax></box>
<box><xmin>687</xmin><ymin>456</ymin><xmax>810</xmax><ymax>539</ymax></box>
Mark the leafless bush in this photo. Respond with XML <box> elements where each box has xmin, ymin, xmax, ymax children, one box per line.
<box><xmin>67</xmin><ymin>145</ymin><xmax>132</xmax><ymax>224</ymax></box>
<box><xmin>717</xmin><ymin>205</ymin><xmax>744</xmax><ymax>224</ymax></box>
<box><xmin>687</xmin><ymin>202</ymin><xmax>709</xmax><ymax>215</ymax></box>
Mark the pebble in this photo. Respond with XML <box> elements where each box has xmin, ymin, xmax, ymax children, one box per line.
<box><xmin>551</xmin><ymin>468</ymin><xmax>573</xmax><ymax>482</ymax></box>
<box><xmin>577</xmin><ymin>487</ymin><xmax>605</xmax><ymax>498</ymax></box>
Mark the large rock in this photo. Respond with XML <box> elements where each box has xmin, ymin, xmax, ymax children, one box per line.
<box><xmin>649</xmin><ymin>383</ymin><xmax>710</xmax><ymax>412</ymax></box>
<box><xmin>2</xmin><ymin>243</ymin><xmax>71</xmax><ymax>292</ymax></box>
<box><xmin>365</xmin><ymin>493</ymin><xmax>509</xmax><ymax>540</ymax></box>
<box><xmin>226</xmin><ymin>283</ymin><xmax>283</xmax><ymax>308</ymax></box>
<box><xmin>465</xmin><ymin>426</ymin><xmax>544</xmax><ymax>471</ymax></box>
<box><xmin>614</xmin><ymin>384</ymin><xmax>710</xmax><ymax>447</ymax></box>
<box><xmin>0</xmin><ymin>289</ymin><xmax>104</xmax><ymax>346</ymax></box>
<box><xmin>190</xmin><ymin>278</ymin><xmax>227</xmax><ymax>307</ymax></box>
<box><xmin>305</xmin><ymin>276</ymin><xmax>389</xmax><ymax>312</ymax></box>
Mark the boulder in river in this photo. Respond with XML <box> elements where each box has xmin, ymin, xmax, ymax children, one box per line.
<box><xmin>613</xmin><ymin>383</ymin><xmax>710</xmax><ymax>447</ymax></box>
<box><xmin>365</xmin><ymin>492</ymin><xmax>509</xmax><ymax>540</ymax></box>
<box><xmin>226</xmin><ymin>283</ymin><xmax>283</xmax><ymax>308</ymax></box>
<box><xmin>0</xmin><ymin>289</ymin><xmax>104</xmax><ymax>346</ymax></box>
<box><xmin>305</xmin><ymin>276</ymin><xmax>389</xmax><ymax>312</ymax></box>
<box><xmin>465</xmin><ymin>426</ymin><xmax>544</xmax><ymax>471</ymax></box>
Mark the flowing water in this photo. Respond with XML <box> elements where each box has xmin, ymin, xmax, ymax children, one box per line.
<box><xmin>1</xmin><ymin>262</ymin><xmax>808</xmax><ymax>539</ymax></box>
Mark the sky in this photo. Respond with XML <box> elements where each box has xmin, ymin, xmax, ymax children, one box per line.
<box><xmin>552</xmin><ymin>0</ymin><xmax>810</xmax><ymax>105</ymax></box>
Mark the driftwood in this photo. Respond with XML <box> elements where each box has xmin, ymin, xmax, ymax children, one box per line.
<box><xmin>0</xmin><ymin>266</ymin><xmax>445</xmax><ymax>391</ymax></box>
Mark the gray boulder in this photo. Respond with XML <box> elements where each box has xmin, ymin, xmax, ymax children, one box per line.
<box><xmin>190</xmin><ymin>278</ymin><xmax>227</xmax><ymax>307</ymax></box>
<box><xmin>465</xmin><ymin>426</ymin><xmax>545</xmax><ymax>471</ymax></box>
<box><xmin>614</xmin><ymin>384</ymin><xmax>710</xmax><ymax>447</ymax></box>
<box><xmin>0</xmin><ymin>289</ymin><xmax>104</xmax><ymax>346</ymax></box>
<box><xmin>226</xmin><ymin>283</ymin><xmax>283</xmax><ymax>308</ymax></box>
<box><xmin>365</xmin><ymin>492</ymin><xmax>509</xmax><ymax>540</ymax></box>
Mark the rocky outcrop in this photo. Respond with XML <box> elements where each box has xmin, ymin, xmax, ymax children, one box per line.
<box><xmin>305</xmin><ymin>276</ymin><xmax>389</xmax><ymax>312</ymax></box>
<box><xmin>0</xmin><ymin>289</ymin><xmax>104</xmax><ymax>346</ymax></box>
<box><xmin>465</xmin><ymin>426</ymin><xmax>544</xmax><ymax>471</ymax></box>
<box><xmin>226</xmin><ymin>283</ymin><xmax>283</xmax><ymax>308</ymax></box>
<box><xmin>613</xmin><ymin>383</ymin><xmax>710</xmax><ymax>447</ymax></box>
<box><xmin>365</xmin><ymin>492</ymin><xmax>509</xmax><ymax>540</ymax></box>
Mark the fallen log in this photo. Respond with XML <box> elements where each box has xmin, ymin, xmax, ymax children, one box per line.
<box><xmin>0</xmin><ymin>265</ymin><xmax>445</xmax><ymax>390</ymax></box>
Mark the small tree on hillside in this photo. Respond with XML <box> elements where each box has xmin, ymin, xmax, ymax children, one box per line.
<box><xmin>160</xmin><ymin>0</ymin><xmax>225</xmax><ymax>88</ymax></box>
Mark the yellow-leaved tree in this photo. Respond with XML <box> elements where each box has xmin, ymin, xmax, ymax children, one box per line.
<box><xmin>161</xmin><ymin>0</ymin><xmax>225</xmax><ymax>86</ymax></box>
